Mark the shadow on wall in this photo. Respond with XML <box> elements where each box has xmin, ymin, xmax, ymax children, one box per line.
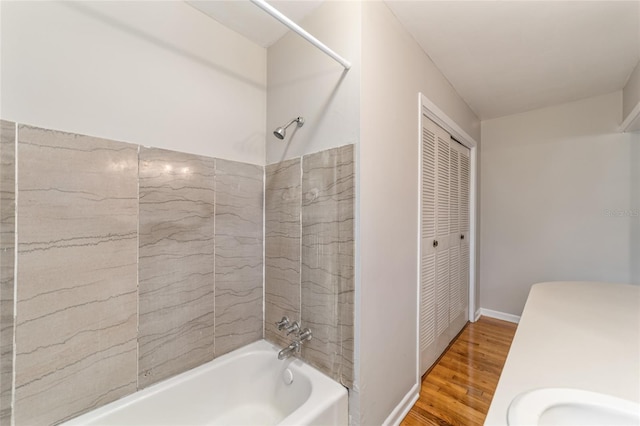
<box><xmin>61</xmin><ymin>1</ymin><xmax>265</xmax><ymax>89</ymax></box>
<box><xmin>276</xmin><ymin>68</ymin><xmax>349</xmax><ymax>163</ymax></box>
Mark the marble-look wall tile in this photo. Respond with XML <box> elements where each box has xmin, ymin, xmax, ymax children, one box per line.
<box><xmin>265</xmin><ymin>159</ymin><xmax>301</xmax><ymax>348</ymax></box>
<box><xmin>338</xmin><ymin>258</ymin><xmax>355</xmax><ymax>387</ymax></box>
<box><xmin>215</xmin><ymin>159</ymin><xmax>263</xmax><ymax>356</ymax></box>
<box><xmin>0</xmin><ymin>120</ymin><xmax>16</xmax><ymax>424</ymax></box>
<box><xmin>138</xmin><ymin>148</ymin><xmax>216</xmax><ymax>388</ymax></box>
<box><xmin>14</xmin><ymin>126</ymin><xmax>138</xmax><ymax>425</ymax></box>
<box><xmin>301</xmin><ymin>145</ymin><xmax>355</xmax><ymax>387</ymax></box>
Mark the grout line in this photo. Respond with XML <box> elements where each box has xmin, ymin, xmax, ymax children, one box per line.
<box><xmin>135</xmin><ymin>145</ymin><xmax>140</xmax><ymax>391</ymax></box>
<box><xmin>11</xmin><ymin>123</ymin><xmax>18</xmax><ymax>426</ymax></box>
<box><xmin>262</xmin><ymin>164</ymin><xmax>265</xmax><ymax>340</ymax></box>
<box><xmin>213</xmin><ymin>158</ymin><xmax>217</xmax><ymax>358</ymax></box>
<box><xmin>298</xmin><ymin>157</ymin><xmax>303</xmax><ymax>327</ymax></box>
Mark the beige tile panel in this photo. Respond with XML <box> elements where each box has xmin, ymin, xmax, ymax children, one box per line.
<box><xmin>301</xmin><ymin>145</ymin><xmax>355</xmax><ymax>386</ymax></box>
<box><xmin>339</xmin><ymin>272</ymin><xmax>355</xmax><ymax>388</ymax></box>
<box><xmin>14</xmin><ymin>125</ymin><xmax>138</xmax><ymax>425</ymax></box>
<box><xmin>138</xmin><ymin>147</ymin><xmax>216</xmax><ymax>388</ymax></box>
<box><xmin>0</xmin><ymin>120</ymin><xmax>15</xmax><ymax>424</ymax></box>
<box><xmin>215</xmin><ymin>159</ymin><xmax>263</xmax><ymax>356</ymax></box>
<box><xmin>265</xmin><ymin>158</ymin><xmax>301</xmax><ymax>348</ymax></box>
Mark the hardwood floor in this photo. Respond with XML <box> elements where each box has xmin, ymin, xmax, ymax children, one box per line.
<box><xmin>401</xmin><ymin>317</ymin><xmax>518</xmax><ymax>426</ymax></box>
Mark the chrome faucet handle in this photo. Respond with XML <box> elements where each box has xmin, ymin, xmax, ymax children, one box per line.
<box><xmin>275</xmin><ymin>316</ymin><xmax>290</xmax><ymax>331</ymax></box>
<box><xmin>298</xmin><ymin>328</ymin><xmax>312</xmax><ymax>342</ymax></box>
<box><xmin>285</xmin><ymin>321</ymin><xmax>300</xmax><ymax>336</ymax></box>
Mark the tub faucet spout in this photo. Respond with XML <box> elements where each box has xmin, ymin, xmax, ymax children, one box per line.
<box><xmin>278</xmin><ymin>341</ymin><xmax>300</xmax><ymax>360</ymax></box>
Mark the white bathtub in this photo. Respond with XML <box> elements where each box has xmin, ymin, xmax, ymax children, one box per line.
<box><xmin>62</xmin><ymin>340</ymin><xmax>348</xmax><ymax>426</ymax></box>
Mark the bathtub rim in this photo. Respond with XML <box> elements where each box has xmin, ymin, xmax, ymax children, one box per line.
<box><xmin>61</xmin><ymin>339</ymin><xmax>347</xmax><ymax>425</ymax></box>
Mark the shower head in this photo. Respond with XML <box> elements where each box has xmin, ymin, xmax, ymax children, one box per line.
<box><xmin>274</xmin><ymin>117</ymin><xmax>304</xmax><ymax>140</ymax></box>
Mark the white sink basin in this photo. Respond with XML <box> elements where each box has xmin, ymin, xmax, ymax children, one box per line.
<box><xmin>507</xmin><ymin>388</ymin><xmax>640</xmax><ymax>425</ymax></box>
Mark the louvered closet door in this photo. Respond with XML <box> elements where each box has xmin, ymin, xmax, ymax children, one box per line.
<box><xmin>420</xmin><ymin>119</ymin><xmax>438</xmax><ymax>375</ymax></box>
<box><xmin>448</xmin><ymin>140</ymin><xmax>470</xmax><ymax>340</ymax></box>
<box><xmin>433</xmin><ymin>127</ymin><xmax>451</xmax><ymax>358</ymax></box>
<box><xmin>420</xmin><ymin>116</ymin><xmax>471</xmax><ymax>376</ymax></box>
<box><xmin>420</xmin><ymin>117</ymin><xmax>451</xmax><ymax>374</ymax></box>
<box><xmin>448</xmin><ymin>143</ymin><xmax>461</xmax><ymax>337</ymax></box>
<box><xmin>459</xmin><ymin>147</ymin><xmax>470</xmax><ymax>325</ymax></box>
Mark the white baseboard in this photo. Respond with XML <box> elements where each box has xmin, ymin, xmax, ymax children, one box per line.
<box><xmin>479</xmin><ymin>308</ymin><xmax>520</xmax><ymax>324</ymax></box>
<box><xmin>383</xmin><ymin>383</ymin><xmax>419</xmax><ymax>426</ymax></box>
<box><xmin>474</xmin><ymin>308</ymin><xmax>482</xmax><ymax>322</ymax></box>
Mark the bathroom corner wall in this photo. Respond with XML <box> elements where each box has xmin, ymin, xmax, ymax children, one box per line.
<box><xmin>480</xmin><ymin>92</ymin><xmax>639</xmax><ymax>315</ymax></box>
<box><xmin>0</xmin><ymin>120</ymin><xmax>16</xmax><ymax>425</ymax></box>
<box><xmin>265</xmin><ymin>145</ymin><xmax>355</xmax><ymax>387</ymax></box>
<box><xmin>2</xmin><ymin>124</ymin><xmax>264</xmax><ymax>425</ymax></box>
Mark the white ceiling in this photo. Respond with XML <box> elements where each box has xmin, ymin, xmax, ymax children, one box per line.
<box><xmin>187</xmin><ymin>1</ymin><xmax>323</xmax><ymax>48</ymax></box>
<box><xmin>189</xmin><ymin>1</ymin><xmax>640</xmax><ymax>120</ymax></box>
<box><xmin>385</xmin><ymin>1</ymin><xmax>640</xmax><ymax>119</ymax></box>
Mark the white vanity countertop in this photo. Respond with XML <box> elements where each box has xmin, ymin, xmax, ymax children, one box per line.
<box><xmin>484</xmin><ymin>281</ymin><xmax>640</xmax><ymax>425</ymax></box>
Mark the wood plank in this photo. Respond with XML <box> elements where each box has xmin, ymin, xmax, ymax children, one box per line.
<box><xmin>401</xmin><ymin>316</ymin><xmax>517</xmax><ymax>426</ymax></box>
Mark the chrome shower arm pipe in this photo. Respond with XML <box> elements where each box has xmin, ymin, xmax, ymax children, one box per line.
<box><xmin>249</xmin><ymin>0</ymin><xmax>351</xmax><ymax>70</ymax></box>
<box><xmin>282</xmin><ymin>117</ymin><xmax>300</xmax><ymax>129</ymax></box>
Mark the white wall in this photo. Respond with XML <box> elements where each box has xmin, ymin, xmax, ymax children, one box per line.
<box><xmin>0</xmin><ymin>1</ymin><xmax>266</xmax><ymax>165</ymax></box>
<box><xmin>480</xmin><ymin>91</ymin><xmax>640</xmax><ymax>317</ymax></box>
<box><xmin>266</xmin><ymin>1</ymin><xmax>360</xmax><ymax>164</ymax></box>
<box><xmin>623</xmin><ymin>61</ymin><xmax>640</xmax><ymax>123</ymax></box>
<box><xmin>357</xmin><ymin>2</ymin><xmax>480</xmax><ymax>424</ymax></box>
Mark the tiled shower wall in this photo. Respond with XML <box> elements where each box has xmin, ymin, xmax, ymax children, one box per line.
<box><xmin>0</xmin><ymin>120</ymin><xmax>354</xmax><ymax>424</ymax></box>
<box><xmin>0</xmin><ymin>122</ymin><xmax>263</xmax><ymax>425</ymax></box>
<box><xmin>265</xmin><ymin>145</ymin><xmax>355</xmax><ymax>387</ymax></box>
<box><xmin>15</xmin><ymin>125</ymin><xmax>139</xmax><ymax>425</ymax></box>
